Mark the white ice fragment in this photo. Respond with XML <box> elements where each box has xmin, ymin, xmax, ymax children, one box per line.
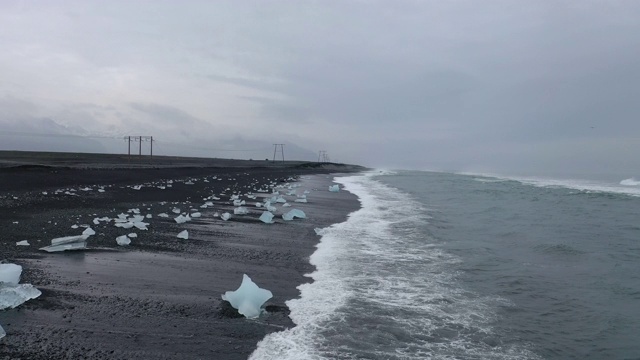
<box><xmin>234</xmin><ymin>207</ymin><xmax>249</xmax><ymax>215</ymax></box>
<box><xmin>255</xmin><ymin>202</ymin><xmax>263</xmax><ymax>208</ymax></box>
<box><xmin>132</xmin><ymin>185</ymin><xmax>143</xmax><ymax>190</ymax></box>
<box><xmin>0</xmin><ymin>264</ymin><xmax>22</xmax><ymax>285</ymax></box>
<box><xmin>133</xmin><ymin>222</ymin><xmax>149</xmax><ymax>230</ymax></box>
<box><xmin>191</xmin><ymin>212</ymin><xmax>202</xmax><ymax>218</ymax></box>
<box><xmin>294</xmin><ymin>198</ymin><xmax>308</xmax><ymax>203</ymax></box>
<box><xmin>177</xmin><ymin>230</ymin><xmax>189</xmax><ymax>239</ymax></box>
<box><xmin>172</xmin><ymin>208</ymin><xmax>181</xmax><ymax>214</ymax></box>
<box><xmin>16</xmin><ymin>240</ymin><xmax>30</xmax><ymax>246</ymax></box>
<box><xmin>42</xmin><ymin>191</ymin><xmax>48</xmax><ymax>195</ymax></box>
<box><xmin>115</xmin><ymin>222</ymin><xmax>135</xmax><ymax>229</ymax></box>
<box><xmin>82</xmin><ymin>227</ymin><xmax>96</xmax><ymax>236</ymax></box>
<box><xmin>221</xmin><ymin>212</ymin><xmax>231</xmax><ymax>221</ymax></box>
<box><xmin>98</xmin><ymin>189</ymin><xmax>105</xmax><ymax>193</ymax></box>
<box><xmin>282</xmin><ymin>209</ymin><xmax>306</xmax><ymax>221</ymax></box>
<box><xmin>146</xmin><ymin>214</ymin><xmax>152</xmax><ymax>219</ymax></box>
<box><xmin>116</xmin><ymin>235</ymin><xmax>131</xmax><ymax>246</ymax></box>
<box><xmin>129</xmin><ymin>208</ymin><xmax>141</xmax><ymax>214</ymax></box>
<box><xmin>131</xmin><ymin>215</ymin><xmax>145</xmax><ymax>222</ymax></box>
<box><xmin>329</xmin><ymin>185</ymin><xmax>340</xmax><ymax>192</ymax></box>
<box><xmin>158</xmin><ymin>213</ymin><xmax>169</xmax><ymax>218</ymax></box>
<box><xmin>259</xmin><ymin>211</ymin><xmax>275</xmax><ymax>224</ymax></box>
<box><xmin>174</xmin><ymin>214</ymin><xmax>191</xmax><ymax>224</ymax></box>
<box><xmin>221</xmin><ymin>274</ymin><xmax>273</xmax><ymax>319</ymax></box>
<box><xmin>128</xmin><ymin>233</ymin><xmax>137</xmax><ymax>238</ymax></box>
<box><xmin>40</xmin><ymin>234</ymin><xmax>89</xmax><ymax>252</ymax></box>
<box><xmin>314</xmin><ymin>228</ymin><xmax>326</xmax><ymax>236</ymax></box>
<box><xmin>0</xmin><ymin>284</ymin><xmax>42</xmax><ymax>310</ymax></box>
<box><xmin>282</xmin><ymin>203</ymin><xmax>291</xmax><ymax>207</ymax></box>
<box><xmin>233</xmin><ymin>199</ymin><xmax>245</xmax><ymax>206</ymax></box>
<box><xmin>71</xmin><ymin>225</ymin><xmax>79</xmax><ymax>229</ymax></box>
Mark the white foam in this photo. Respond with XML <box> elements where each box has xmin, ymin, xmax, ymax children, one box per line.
<box><xmin>463</xmin><ymin>172</ymin><xmax>640</xmax><ymax>197</ymax></box>
<box><xmin>251</xmin><ymin>172</ymin><xmax>534</xmax><ymax>359</ymax></box>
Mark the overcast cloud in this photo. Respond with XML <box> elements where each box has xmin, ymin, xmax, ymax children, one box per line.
<box><xmin>1</xmin><ymin>0</ymin><xmax>640</xmax><ymax>176</ymax></box>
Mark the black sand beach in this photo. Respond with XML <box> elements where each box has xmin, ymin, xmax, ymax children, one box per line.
<box><xmin>0</xmin><ymin>152</ymin><xmax>362</xmax><ymax>359</ymax></box>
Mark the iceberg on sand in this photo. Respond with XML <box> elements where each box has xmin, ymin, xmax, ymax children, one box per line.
<box><xmin>0</xmin><ymin>264</ymin><xmax>42</xmax><ymax>311</ymax></box>
<box><xmin>0</xmin><ymin>264</ymin><xmax>22</xmax><ymax>285</ymax></box>
<box><xmin>39</xmin><ymin>234</ymin><xmax>90</xmax><ymax>252</ymax></box>
<box><xmin>259</xmin><ymin>211</ymin><xmax>275</xmax><ymax>224</ymax></box>
<box><xmin>221</xmin><ymin>274</ymin><xmax>273</xmax><ymax>319</ymax></box>
<box><xmin>282</xmin><ymin>209</ymin><xmax>306</xmax><ymax>221</ymax></box>
<box><xmin>116</xmin><ymin>235</ymin><xmax>131</xmax><ymax>246</ymax></box>
<box><xmin>234</xmin><ymin>207</ymin><xmax>249</xmax><ymax>215</ymax></box>
<box><xmin>329</xmin><ymin>184</ymin><xmax>340</xmax><ymax>192</ymax></box>
<box><xmin>177</xmin><ymin>230</ymin><xmax>189</xmax><ymax>239</ymax></box>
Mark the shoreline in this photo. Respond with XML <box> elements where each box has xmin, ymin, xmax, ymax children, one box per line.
<box><xmin>0</xmin><ymin>163</ymin><xmax>361</xmax><ymax>359</ymax></box>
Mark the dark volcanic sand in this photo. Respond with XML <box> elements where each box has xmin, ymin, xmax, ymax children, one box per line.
<box><xmin>0</xmin><ymin>162</ymin><xmax>360</xmax><ymax>359</ymax></box>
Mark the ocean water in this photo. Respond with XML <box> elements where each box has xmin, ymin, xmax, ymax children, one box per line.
<box><xmin>250</xmin><ymin>170</ymin><xmax>640</xmax><ymax>359</ymax></box>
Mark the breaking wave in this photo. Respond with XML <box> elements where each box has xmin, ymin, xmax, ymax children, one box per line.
<box><xmin>461</xmin><ymin>172</ymin><xmax>640</xmax><ymax>197</ymax></box>
<box><xmin>250</xmin><ymin>172</ymin><xmax>539</xmax><ymax>359</ymax></box>
<box><xmin>620</xmin><ymin>178</ymin><xmax>640</xmax><ymax>186</ymax></box>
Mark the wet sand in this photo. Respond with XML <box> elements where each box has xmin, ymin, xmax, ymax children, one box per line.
<box><xmin>0</xmin><ymin>156</ymin><xmax>361</xmax><ymax>359</ymax></box>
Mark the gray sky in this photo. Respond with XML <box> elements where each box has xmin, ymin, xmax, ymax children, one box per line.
<box><xmin>1</xmin><ymin>0</ymin><xmax>640</xmax><ymax>176</ymax></box>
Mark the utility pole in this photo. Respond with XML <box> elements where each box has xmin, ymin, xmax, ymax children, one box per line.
<box><xmin>272</xmin><ymin>144</ymin><xmax>285</xmax><ymax>162</ymax></box>
<box><xmin>125</xmin><ymin>136</ymin><xmax>154</xmax><ymax>163</ymax></box>
<box><xmin>318</xmin><ymin>150</ymin><xmax>327</xmax><ymax>163</ymax></box>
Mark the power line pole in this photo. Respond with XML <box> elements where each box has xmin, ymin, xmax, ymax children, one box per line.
<box><xmin>272</xmin><ymin>144</ymin><xmax>285</xmax><ymax>162</ymax></box>
<box><xmin>125</xmin><ymin>136</ymin><xmax>154</xmax><ymax>163</ymax></box>
<box><xmin>318</xmin><ymin>150</ymin><xmax>327</xmax><ymax>163</ymax></box>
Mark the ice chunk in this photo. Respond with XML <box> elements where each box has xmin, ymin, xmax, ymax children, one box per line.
<box><xmin>128</xmin><ymin>233</ymin><xmax>137</xmax><ymax>238</ymax></box>
<box><xmin>115</xmin><ymin>222</ymin><xmax>135</xmax><ymax>229</ymax></box>
<box><xmin>132</xmin><ymin>185</ymin><xmax>143</xmax><ymax>190</ymax></box>
<box><xmin>116</xmin><ymin>235</ymin><xmax>131</xmax><ymax>246</ymax></box>
<box><xmin>133</xmin><ymin>222</ymin><xmax>149</xmax><ymax>230</ymax></box>
<box><xmin>0</xmin><ymin>324</ymin><xmax>4</xmax><ymax>339</ymax></box>
<box><xmin>294</xmin><ymin>198</ymin><xmax>308</xmax><ymax>203</ymax></box>
<box><xmin>314</xmin><ymin>228</ymin><xmax>326</xmax><ymax>236</ymax></box>
<box><xmin>234</xmin><ymin>207</ymin><xmax>249</xmax><ymax>215</ymax></box>
<box><xmin>221</xmin><ymin>212</ymin><xmax>231</xmax><ymax>221</ymax></box>
<box><xmin>255</xmin><ymin>202</ymin><xmax>263</xmax><ymax>208</ymax></box>
<box><xmin>39</xmin><ymin>234</ymin><xmax>89</xmax><ymax>252</ymax></box>
<box><xmin>0</xmin><ymin>264</ymin><xmax>22</xmax><ymax>285</ymax></box>
<box><xmin>191</xmin><ymin>212</ymin><xmax>202</xmax><ymax>218</ymax></box>
<box><xmin>221</xmin><ymin>274</ymin><xmax>273</xmax><ymax>319</ymax></box>
<box><xmin>174</xmin><ymin>214</ymin><xmax>191</xmax><ymax>224</ymax></box>
<box><xmin>0</xmin><ymin>283</ymin><xmax>42</xmax><ymax>310</ymax></box>
<box><xmin>282</xmin><ymin>209</ymin><xmax>306</xmax><ymax>221</ymax></box>
<box><xmin>16</xmin><ymin>240</ymin><xmax>30</xmax><ymax>246</ymax></box>
<box><xmin>259</xmin><ymin>211</ymin><xmax>275</xmax><ymax>224</ymax></box>
<box><xmin>233</xmin><ymin>199</ymin><xmax>246</xmax><ymax>206</ymax></box>
<box><xmin>158</xmin><ymin>213</ymin><xmax>169</xmax><ymax>218</ymax></box>
<box><xmin>329</xmin><ymin>185</ymin><xmax>340</xmax><ymax>192</ymax></box>
<box><xmin>172</xmin><ymin>208</ymin><xmax>181</xmax><ymax>214</ymax></box>
<box><xmin>82</xmin><ymin>227</ymin><xmax>96</xmax><ymax>236</ymax></box>
<box><xmin>177</xmin><ymin>230</ymin><xmax>189</xmax><ymax>239</ymax></box>
<box><xmin>282</xmin><ymin>203</ymin><xmax>291</xmax><ymax>207</ymax></box>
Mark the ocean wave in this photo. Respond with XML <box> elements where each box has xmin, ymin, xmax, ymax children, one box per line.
<box><xmin>460</xmin><ymin>172</ymin><xmax>640</xmax><ymax>198</ymax></box>
<box><xmin>620</xmin><ymin>177</ymin><xmax>640</xmax><ymax>186</ymax></box>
